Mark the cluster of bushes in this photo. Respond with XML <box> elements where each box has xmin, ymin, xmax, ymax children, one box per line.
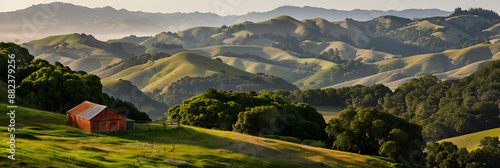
<box><xmin>168</xmin><ymin>88</ymin><xmax>326</xmax><ymax>140</ymax></box>
<box><xmin>152</xmin><ymin>42</ymin><xmax>183</xmax><ymax>50</ymax></box>
<box><xmin>425</xmin><ymin>137</ymin><xmax>500</xmax><ymax>168</ymax></box>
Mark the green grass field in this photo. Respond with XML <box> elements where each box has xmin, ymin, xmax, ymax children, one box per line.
<box><xmin>0</xmin><ymin>104</ymin><xmax>395</xmax><ymax>167</ymax></box>
<box><xmin>438</xmin><ymin>127</ymin><xmax>500</xmax><ymax>151</ymax></box>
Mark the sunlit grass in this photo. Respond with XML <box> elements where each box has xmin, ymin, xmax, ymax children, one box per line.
<box><xmin>0</xmin><ymin>104</ymin><xmax>394</xmax><ymax>167</ymax></box>
<box><xmin>439</xmin><ymin>127</ymin><xmax>500</xmax><ymax>151</ymax></box>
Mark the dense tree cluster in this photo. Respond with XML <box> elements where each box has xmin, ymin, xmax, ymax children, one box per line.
<box><xmin>451</xmin><ymin>8</ymin><xmax>500</xmax><ymax>20</ymax></box>
<box><xmin>297</xmin><ymin>59</ymin><xmax>378</xmax><ymax>89</ymax></box>
<box><xmin>155</xmin><ymin>73</ymin><xmax>299</xmax><ymax>106</ymax></box>
<box><xmin>262</xmin><ymin>84</ymin><xmax>391</xmax><ymax>108</ymax></box>
<box><xmin>105</xmin><ymin>52</ymin><xmax>171</xmax><ymax>70</ymax></box>
<box><xmin>103</xmin><ymin>42</ymin><xmax>132</xmax><ymax>57</ymax></box>
<box><xmin>15</xmin><ymin>58</ymin><xmax>150</xmax><ymax>121</ymax></box>
<box><xmin>325</xmin><ymin>108</ymin><xmax>423</xmax><ymax>162</ymax></box>
<box><xmin>317</xmin><ymin>48</ymin><xmax>347</xmax><ymax>64</ymax></box>
<box><xmin>77</xmin><ymin>33</ymin><xmax>106</xmax><ymax>49</ymax></box>
<box><xmin>0</xmin><ymin>42</ymin><xmax>34</xmax><ymax>82</ymax></box>
<box><xmin>152</xmin><ymin>42</ymin><xmax>183</xmax><ymax>50</ymax></box>
<box><xmin>168</xmin><ymin>88</ymin><xmax>326</xmax><ymax>140</ymax></box>
<box><xmin>366</xmin><ymin>37</ymin><xmax>432</xmax><ymax>57</ymax></box>
<box><xmin>262</xmin><ymin>33</ymin><xmax>305</xmax><ymax>54</ymax></box>
<box><xmin>425</xmin><ymin>137</ymin><xmax>500</xmax><ymax>168</ymax></box>
<box><xmin>382</xmin><ymin>62</ymin><xmax>500</xmax><ymax>138</ymax></box>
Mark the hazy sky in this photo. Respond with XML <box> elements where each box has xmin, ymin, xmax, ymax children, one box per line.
<box><xmin>0</xmin><ymin>0</ymin><xmax>499</xmax><ymax>15</ymax></box>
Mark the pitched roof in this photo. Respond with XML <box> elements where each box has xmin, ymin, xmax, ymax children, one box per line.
<box><xmin>66</xmin><ymin>101</ymin><xmax>108</xmax><ymax>120</ymax></box>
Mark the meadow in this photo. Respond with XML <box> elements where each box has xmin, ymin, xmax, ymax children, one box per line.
<box><xmin>0</xmin><ymin>105</ymin><xmax>394</xmax><ymax>167</ymax></box>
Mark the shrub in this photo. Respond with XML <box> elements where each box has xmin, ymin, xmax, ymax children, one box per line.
<box><xmin>303</xmin><ymin>139</ymin><xmax>327</xmax><ymax>148</ymax></box>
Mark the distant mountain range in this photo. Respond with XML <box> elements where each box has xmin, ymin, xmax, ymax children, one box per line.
<box><xmin>0</xmin><ymin>2</ymin><xmax>451</xmax><ymax>42</ymax></box>
<box><xmin>11</xmin><ymin>4</ymin><xmax>500</xmax><ymax>118</ymax></box>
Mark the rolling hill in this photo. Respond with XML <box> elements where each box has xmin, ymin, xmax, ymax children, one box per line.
<box><xmin>101</xmin><ymin>52</ymin><xmax>296</xmax><ymax>93</ymax></box>
<box><xmin>0</xmin><ymin>105</ymin><xmax>394</xmax><ymax>167</ymax></box>
<box><xmin>18</xmin><ymin>9</ymin><xmax>500</xmax><ymax>94</ymax></box>
<box><xmin>21</xmin><ymin>33</ymin><xmax>168</xmax><ymax>73</ymax></box>
<box><xmin>438</xmin><ymin>127</ymin><xmax>500</xmax><ymax>151</ymax></box>
<box><xmin>324</xmin><ymin>43</ymin><xmax>500</xmax><ymax>90</ymax></box>
<box><xmin>299</xmin><ymin>40</ymin><xmax>395</xmax><ymax>62</ymax></box>
<box><xmin>97</xmin><ymin>44</ymin><xmax>338</xmax><ymax>83</ymax></box>
<box><xmin>212</xmin><ymin>55</ymin><xmax>301</xmax><ymax>82</ymax></box>
<box><xmin>99</xmin><ymin>52</ymin><xmax>299</xmax><ymax>105</ymax></box>
<box><xmin>67</xmin><ymin>57</ymin><xmax>123</xmax><ymax>74</ymax></box>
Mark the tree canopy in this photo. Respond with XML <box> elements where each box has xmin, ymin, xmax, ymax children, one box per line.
<box><xmin>325</xmin><ymin>108</ymin><xmax>423</xmax><ymax>162</ymax></box>
<box><xmin>168</xmin><ymin>88</ymin><xmax>326</xmax><ymax>140</ymax></box>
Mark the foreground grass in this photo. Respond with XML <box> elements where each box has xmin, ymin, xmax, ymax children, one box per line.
<box><xmin>0</xmin><ymin>105</ymin><xmax>395</xmax><ymax>167</ymax></box>
<box><xmin>438</xmin><ymin>127</ymin><xmax>500</xmax><ymax>151</ymax></box>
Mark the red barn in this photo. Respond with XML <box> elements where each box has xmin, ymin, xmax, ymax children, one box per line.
<box><xmin>66</xmin><ymin>101</ymin><xmax>127</xmax><ymax>133</ymax></box>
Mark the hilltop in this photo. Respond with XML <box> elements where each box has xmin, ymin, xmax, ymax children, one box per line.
<box><xmin>0</xmin><ymin>105</ymin><xmax>394</xmax><ymax>167</ymax></box>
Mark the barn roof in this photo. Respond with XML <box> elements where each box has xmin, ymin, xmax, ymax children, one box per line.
<box><xmin>67</xmin><ymin>101</ymin><xmax>109</xmax><ymax>120</ymax></box>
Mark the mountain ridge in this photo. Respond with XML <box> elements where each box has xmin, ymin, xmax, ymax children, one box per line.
<box><xmin>0</xmin><ymin>2</ymin><xmax>451</xmax><ymax>42</ymax></box>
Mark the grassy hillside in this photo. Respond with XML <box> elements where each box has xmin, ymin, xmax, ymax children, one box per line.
<box><xmin>326</xmin><ymin>43</ymin><xmax>500</xmax><ymax>89</ymax></box>
<box><xmin>438</xmin><ymin>127</ymin><xmax>500</xmax><ymax>151</ymax></box>
<box><xmin>0</xmin><ymin>105</ymin><xmax>394</xmax><ymax>167</ymax></box>
<box><xmin>192</xmin><ymin>45</ymin><xmax>337</xmax><ymax>69</ymax></box>
<box><xmin>22</xmin><ymin>33</ymin><xmax>168</xmax><ymax>73</ymax></box>
<box><xmin>299</xmin><ymin>40</ymin><xmax>395</xmax><ymax>62</ymax></box>
<box><xmin>101</xmin><ymin>52</ymin><xmax>297</xmax><ymax>94</ymax></box>
<box><xmin>214</xmin><ymin>56</ymin><xmax>301</xmax><ymax>82</ymax></box>
<box><xmin>67</xmin><ymin>57</ymin><xmax>123</xmax><ymax>74</ymax></box>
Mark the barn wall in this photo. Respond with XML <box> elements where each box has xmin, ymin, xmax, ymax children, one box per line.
<box><xmin>69</xmin><ymin>115</ymin><xmax>91</xmax><ymax>133</ymax></box>
<box><xmin>90</xmin><ymin>108</ymin><xmax>126</xmax><ymax>133</ymax></box>
<box><xmin>66</xmin><ymin>113</ymin><xmax>72</xmax><ymax>126</ymax></box>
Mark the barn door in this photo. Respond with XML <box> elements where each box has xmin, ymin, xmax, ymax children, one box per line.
<box><xmin>109</xmin><ymin>121</ymin><xmax>118</xmax><ymax>131</ymax></box>
<box><xmin>96</xmin><ymin>120</ymin><xmax>119</xmax><ymax>132</ymax></box>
